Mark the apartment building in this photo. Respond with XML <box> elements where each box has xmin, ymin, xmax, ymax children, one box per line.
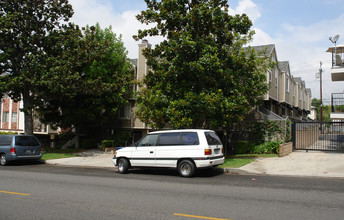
<box><xmin>328</xmin><ymin>43</ymin><xmax>344</xmax><ymax>121</ymax></box>
<box><xmin>253</xmin><ymin>44</ymin><xmax>312</xmax><ymax>121</ymax></box>
<box><xmin>0</xmin><ymin>94</ymin><xmax>22</xmax><ymax>131</ymax></box>
<box><xmin>0</xmin><ymin>95</ymin><xmax>58</xmax><ymax>134</ymax></box>
<box><xmin>1</xmin><ymin>41</ymin><xmax>312</xmax><ymax>139</ymax></box>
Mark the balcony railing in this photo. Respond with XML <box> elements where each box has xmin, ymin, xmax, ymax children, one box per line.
<box><xmin>331</xmin><ymin>93</ymin><xmax>344</xmax><ymax>113</ymax></box>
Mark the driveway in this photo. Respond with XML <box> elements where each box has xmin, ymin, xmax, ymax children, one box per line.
<box><xmin>239</xmin><ymin>151</ymin><xmax>344</xmax><ymax>178</ymax></box>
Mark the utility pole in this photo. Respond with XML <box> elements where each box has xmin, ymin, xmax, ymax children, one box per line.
<box><xmin>319</xmin><ymin>61</ymin><xmax>323</xmax><ymax>122</ymax></box>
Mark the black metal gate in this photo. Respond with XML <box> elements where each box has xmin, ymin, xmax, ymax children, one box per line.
<box><xmin>292</xmin><ymin>122</ymin><xmax>344</xmax><ymax>151</ymax></box>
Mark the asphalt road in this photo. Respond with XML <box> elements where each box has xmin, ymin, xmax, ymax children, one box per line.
<box><xmin>1</xmin><ymin>163</ymin><xmax>344</xmax><ymax>220</ymax></box>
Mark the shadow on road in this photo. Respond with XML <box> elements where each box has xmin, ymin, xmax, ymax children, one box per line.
<box><xmin>4</xmin><ymin>160</ymin><xmax>45</xmax><ymax>166</ymax></box>
<box><xmin>126</xmin><ymin>167</ymin><xmax>224</xmax><ymax>178</ymax></box>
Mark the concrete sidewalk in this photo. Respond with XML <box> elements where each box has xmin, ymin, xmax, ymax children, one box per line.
<box><xmin>45</xmin><ymin>151</ymin><xmax>115</xmax><ymax>169</ymax></box>
<box><xmin>45</xmin><ymin>150</ymin><xmax>344</xmax><ymax>178</ymax></box>
<box><xmin>236</xmin><ymin>151</ymin><xmax>344</xmax><ymax>178</ymax></box>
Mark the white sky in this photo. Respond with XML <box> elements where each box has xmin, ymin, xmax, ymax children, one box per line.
<box><xmin>68</xmin><ymin>0</ymin><xmax>344</xmax><ymax>104</ymax></box>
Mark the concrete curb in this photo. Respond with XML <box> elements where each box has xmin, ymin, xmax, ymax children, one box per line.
<box><xmin>224</xmin><ymin>168</ymin><xmax>259</xmax><ymax>175</ymax></box>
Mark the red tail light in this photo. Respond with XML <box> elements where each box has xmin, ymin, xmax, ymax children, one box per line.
<box><xmin>204</xmin><ymin>149</ymin><xmax>212</xmax><ymax>155</ymax></box>
<box><xmin>10</xmin><ymin>147</ymin><xmax>16</xmax><ymax>154</ymax></box>
<box><xmin>40</xmin><ymin>147</ymin><xmax>43</xmax><ymax>153</ymax></box>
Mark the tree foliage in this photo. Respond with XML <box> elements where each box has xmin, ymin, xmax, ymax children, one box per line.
<box><xmin>311</xmin><ymin>98</ymin><xmax>331</xmax><ymax>122</ymax></box>
<box><xmin>36</xmin><ymin>24</ymin><xmax>134</xmax><ymax>137</ymax></box>
<box><xmin>134</xmin><ymin>0</ymin><xmax>270</xmax><ymax>129</ymax></box>
<box><xmin>0</xmin><ymin>0</ymin><xmax>73</xmax><ymax>134</ymax></box>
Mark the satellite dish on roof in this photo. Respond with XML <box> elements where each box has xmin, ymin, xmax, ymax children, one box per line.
<box><xmin>329</xmin><ymin>35</ymin><xmax>340</xmax><ymax>43</ymax></box>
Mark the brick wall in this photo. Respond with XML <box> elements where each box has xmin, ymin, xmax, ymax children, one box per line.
<box><xmin>11</xmin><ymin>101</ymin><xmax>18</xmax><ymax>129</ymax></box>
<box><xmin>1</xmin><ymin>98</ymin><xmax>19</xmax><ymax>130</ymax></box>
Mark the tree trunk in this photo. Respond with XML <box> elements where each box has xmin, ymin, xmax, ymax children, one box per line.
<box><xmin>23</xmin><ymin>88</ymin><xmax>34</xmax><ymax>135</ymax></box>
<box><xmin>75</xmin><ymin>134</ymin><xmax>80</xmax><ymax>148</ymax></box>
<box><xmin>74</xmin><ymin>125</ymin><xmax>80</xmax><ymax>149</ymax></box>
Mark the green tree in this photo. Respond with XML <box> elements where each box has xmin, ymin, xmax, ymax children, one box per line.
<box><xmin>134</xmin><ymin>0</ymin><xmax>270</xmax><ymax>129</ymax></box>
<box><xmin>36</xmin><ymin>24</ymin><xmax>134</xmax><ymax>148</ymax></box>
<box><xmin>311</xmin><ymin>98</ymin><xmax>331</xmax><ymax>122</ymax></box>
<box><xmin>0</xmin><ymin>0</ymin><xmax>73</xmax><ymax>134</ymax></box>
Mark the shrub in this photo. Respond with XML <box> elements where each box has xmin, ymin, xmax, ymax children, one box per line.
<box><xmin>0</xmin><ymin>131</ymin><xmax>17</xmax><ymax>135</ymax></box>
<box><xmin>101</xmin><ymin>131</ymin><xmax>132</xmax><ymax>150</ymax></box>
<box><xmin>247</xmin><ymin>120</ymin><xmax>284</xmax><ymax>144</ymax></box>
<box><xmin>113</xmin><ymin>131</ymin><xmax>132</xmax><ymax>147</ymax></box>
<box><xmin>101</xmin><ymin>140</ymin><xmax>114</xmax><ymax>150</ymax></box>
<box><xmin>235</xmin><ymin>141</ymin><xmax>252</xmax><ymax>154</ymax></box>
<box><xmin>285</xmin><ymin>119</ymin><xmax>291</xmax><ymax>142</ymax></box>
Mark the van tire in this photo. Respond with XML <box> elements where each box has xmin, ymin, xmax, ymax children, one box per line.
<box><xmin>0</xmin><ymin>154</ymin><xmax>7</xmax><ymax>166</ymax></box>
<box><xmin>178</xmin><ymin>160</ymin><xmax>196</xmax><ymax>177</ymax></box>
<box><xmin>118</xmin><ymin>158</ymin><xmax>129</xmax><ymax>174</ymax></box>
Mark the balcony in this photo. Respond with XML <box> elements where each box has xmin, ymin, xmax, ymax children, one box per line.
<box><xmin>327</xmin><ymin>44</ymin><xmax>344</xmax><ymax>81</ymax></box>
<box><xmin>330</xmin><ymin>93</ymin><xmax>344</xmax><ymax>121</ymax></box>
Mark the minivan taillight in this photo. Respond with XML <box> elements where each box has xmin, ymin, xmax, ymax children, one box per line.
<box><xmin>10</xmin><ymin>147</ymin><xmax>16</xmax><ymax>155</ymax></box>
<box><xmin>204</xmin><ymin>149</ymin><xmax>212</xmax><ymax>155</ymax></box>
<box><xmin>40</xmin><ymin>147</ymin><xmax>42</xmax><ymax>153</ymax></box>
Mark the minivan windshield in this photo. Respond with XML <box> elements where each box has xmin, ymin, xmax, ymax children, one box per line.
<box><xmin>15</xmin><ymin>136</ymin><xmax>40</xmax><ymax>146</ymax></box>
<box><xmin>136</xmin><ymin>134</ymin><xmax>159</xmax><ymax>146</ymax></box>
<box><xmin>205</xmin><ymin>132</ymin><xmax>222</xmax><ymax>145</ymax></box>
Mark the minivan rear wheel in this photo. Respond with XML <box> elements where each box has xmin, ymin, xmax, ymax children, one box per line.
<box><xmin>178</xmin><ymin>160</ymin><xmax>196</xmax><ymax>177</ymax></box>
<box><xmin>118</xmin><ymin>158</ymin><xmax>129</xmax><ymax>174</ymax></box>
<box><xmin>0</xmin><ymin>154</ymin><xmax>7</xmax><ymax>166</ymax></box>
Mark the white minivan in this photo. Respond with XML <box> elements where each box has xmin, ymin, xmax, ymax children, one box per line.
<box><xmin>113</xmin><ymin>129</ymin><xmax>224</xmax><ymax>177</ymax></box>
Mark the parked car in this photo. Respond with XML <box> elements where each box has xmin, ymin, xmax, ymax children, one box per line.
<box><xmin>113</xmin><ymin>129</ymin><xmax>224</xmax><ymax>177</ymax></box>
<box><xmin>0</xmin><ymin>135</ymin><xmax>42</xmax><ymax>166</ymax></box>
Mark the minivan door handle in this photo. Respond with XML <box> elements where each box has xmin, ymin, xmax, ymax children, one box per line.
<box><xmin>150</xmin><ymin>151</ymin><xmax>154</xmax><ymax>154</ymax></box>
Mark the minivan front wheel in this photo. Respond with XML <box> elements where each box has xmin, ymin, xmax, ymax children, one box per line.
<box><xmin>118</xmin><ymin>158</ymin><xmax>129</xmax><ymax>174</ymax></box>
<box><xmin>178</xmin><ymin>160</ymin><xmax>196</xmax><ymax>177</ymax></box>
<box><xmin>0</xmin><ymin>154</ymin><xmax>7</xmax><ymax>166</ymax></box>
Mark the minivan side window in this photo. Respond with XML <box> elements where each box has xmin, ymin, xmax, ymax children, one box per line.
<box><xmin>158</xmin><ymin>133</ymin><xmax>181</xmax><ymax>146</ymax></box>
<box><xmin>0</xmin><ymin>136</ymin><xmax>12</xmax><ymax>146</ymax></box>
<box><xmin>15</xmin><ymin>136</ymin><xmax>40</xmax><ymax>146</ymax></box>
<box><xmin>181</xmin><ymin>132</ymin><xmax>199</xmax><ymax>145</ymax></box>
<box><xmin>137</xmin><ymin>134</ymin><xmax>159</xmax><ymax>146</ymax></box>
<box><xmin>205</xmin><ymin>132</ymin><xmax>222</xmax><ymax>145</ymax></box>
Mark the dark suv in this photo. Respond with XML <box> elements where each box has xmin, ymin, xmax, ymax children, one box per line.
<box><xmin>0</xmin><ymin>135</ymin><xmax>42</xmax><ymax>166</ymax></box>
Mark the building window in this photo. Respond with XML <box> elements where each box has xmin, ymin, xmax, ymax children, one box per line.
<box><xmin>275</xmin><ymin>69</ymin><xmax>278</xmax><ymax>86</ymax></box>
<box><xmin>268</xmin><ymin>70</ymin><xmax>272</xmax><ymax>82</ymax></box>
<box><xmin>119</xmin><ymin>104</ymin><xmax>131</xmax><ymax>119</ymax></box>
<box><xmin>286</xmin><ymin>77</ymin><xmax>289</xmax><ymax>92</ymax></box>
<box><xmin>2</xmin><ymin>112</ymin><xmax>9</xmax><ymax>122</ymax></box>
<box><xmin>11</xmin><ymin>112</ymin><xmax>17</xmax><ymax>123</ymax></box>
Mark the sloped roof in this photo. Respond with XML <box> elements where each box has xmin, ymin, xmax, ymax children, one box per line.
<box><xmin>306</xmin><ymin>88</ymin><xmax>312</xmax><ymax>96</ymax></box>
<box><xmin>278</xmin><ymin>61</ymin><xmax>289</xmax><ymax>72</ymax></box>
<box><xmin>251</xmin><ymin>44</ymin><xmax>275</xmax><ymax>56</ymax></box>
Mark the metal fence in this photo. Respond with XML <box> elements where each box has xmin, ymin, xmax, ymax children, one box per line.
<box><xmin>332</xmin><ymin>93</ymin><xmax>344</xmax><ymax>113</ymax></box>
<box><xmin>292</xmin><ymin>122</ymin><xmax>344</xmax><ymax>151</ymax></box>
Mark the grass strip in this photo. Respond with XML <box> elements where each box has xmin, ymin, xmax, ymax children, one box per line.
<box><xmin>41</xmin><ymin>153</ymin><xmax>78</xmax><ymax>160</ymax></box>
<box><xmin>219</xmin><ymin>154</ymin><xmax>278</xmax><ymax>168</ymax></box>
